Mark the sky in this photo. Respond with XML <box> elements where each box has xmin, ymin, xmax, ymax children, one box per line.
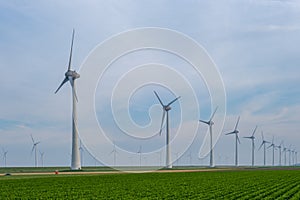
<box><xmin>0</xmin><ymin>0</ymin><xmax>300</xmax><ymax>167</ymax></box>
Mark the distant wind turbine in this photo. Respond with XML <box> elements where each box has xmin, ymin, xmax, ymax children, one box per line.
<box><xmin>39</xmin><ymin>151</ymin><xmax>45</xmax><ymax>167</ymax></box>
<box><xmin>137</xmin><ymin>145</ymin><xmax>142</xmax><ymax>167</ymax></box>
<box><xmin>199</xmin><ymin>106</ymin><xmax>218</xmax><ymax>167</ymax></box>
<box><xmin>55</xmin><ymin>29</ymin><xmax>81</xmax><ymax>170</ymax></box>
<box><xmin>283</xmin><ymin>145</ymin><xmax>287</xmax><ymax>166</ymax></box>
<box><xmin>2</xmin><ymin>148</ymin><xmax>8</xmax><ymax>168</ymax></box>
<box><xmin>110</xmin><ymin>142</ymin><xmax>118</xmax><ymax>166</ymax></box>
<box><xmin>258</xmin><ymin>131</ymin><xmax>270</xmax><ymax>166</ymax></box>
<box><xmin>267</xmin><ymin>136</ymin><xmax>276</xmax><ymax>166</ymax></box>
<box><xmin>277</xmin><ymin>141</ymin><xmax>283</xmax><ymax>166</ymax></box>
<box><xmin>225</xmin><ymin>116</ymin><xmax>241</xmax><ymax>167</ymax></box>
<box><xmin>243</xmin><ymin>125</ymin><xmax>258</xmax><ymax>166</ymax></box>
<box><xmin>31</xmin><ymin>135</ymin><xmax>40</xmax><ymax>167</ymax></box>
<box><xmin>288</xmin><ymin>145</ymin><xmax>292</xmax><ymax>166</ymax></box>
<box><xmin>154</xmin><ymin>91</ymin><xmax>180</xmax><ymax>169</ymax></box>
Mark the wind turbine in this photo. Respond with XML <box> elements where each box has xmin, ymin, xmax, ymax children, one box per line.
<box><xmin>154</xmin><ymin>91</ymin><xmax>180</xmax><ymax>169</ymax></box>
<box><xmin>291</xmin><ymin>149</ymin><xmax>295</xmax><ymax>166</ymax></box>
<box><xmin>258</xmin><ymin>131</ymin><xmax>270</xmax><ymax>166</ymax></box>
<box><xmin>55</xmin><ymin>29</ymin><xmax>81</xmax><ymax>170</ymax></box>
<box><xmin>110</xmin><ymin>142</ymin><xmax>118</xmax><ymax>166</ymax></box>
<box><xmin>225</xmin><ymin>116</ymin><xmax>241</xmax><ymax>167</ymax></box>
<box><xmin>199</xmin><ymin>106</ymin><xmax>218</xmax><ymax>167</ymax></box>
<box><xmin>288</xmin><ymin>145</ymin><xmax>292</xmax><ymax>166</ymax></box>
<box><xmin>39</xmin><ymin>151</ymin><xmax>45</xmax><ymax>167</ymax></box>
<box><xmin>2</xmin><ymin>148</ymin><xmax>8</xmax><ymax>168</ymax></box>
<box><xmin>31</xmin><ymin>135</ymin><xmax>40</xmax><ymax>167</ymax></box>
<box><xmin>243</xmin><ymin>125</ymin><xmax>257</xmax><ymax>166</ymax></box>
<box><xmin>283</xmin><ymin>145</ymin><xmax>287</xmax><ymax>166</ymax></box>
<box><xmin>137</xmin><ymin>145</ymin><xmax>142</xmax><ymax>167</ymax></box>
<box><xmin>267</xmin><ymin>136</ymin><xmax>276</xmax><ymax>166</ymax></box>
<box><xmin>277</xmin><ymin>141</ymin><xmax>283</xmax><ymax>166</ymax></box>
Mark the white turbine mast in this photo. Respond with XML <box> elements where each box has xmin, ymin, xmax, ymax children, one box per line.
<box><xmin>154</xmin><ymin>91</ymin><xmax>180</xmax><ymax>169</ymax></box>
<box><xmin>55</xmin><ymin>29</ymin><xmax>81</xmax><ymax>170</ymax></box>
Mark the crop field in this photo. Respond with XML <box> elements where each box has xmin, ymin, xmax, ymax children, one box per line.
<box><xmin>0</xmin><ymin>169</ymin><xmax>300</xmax><ymax>199</ymax></box>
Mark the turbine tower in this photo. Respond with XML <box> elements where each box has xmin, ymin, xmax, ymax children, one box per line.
<box><xmin>31</xmin><ymin>135</ymin><xmax>40</xmax><ymax>167</ymax></box>
<box><xmin>199</xmin><ymin>106</ymin><xmax>218</xmax><ymax>167</ymax></box>
<box><xmin>55</xmin><ymin>29</ymin><xmax>81</xmax><ymax>170</ymax></box>
<box><xmin>268</xmin><ymin>136</ymin><xmax>276</xmax><ymax>166</ymax></box>
<box><xmin>258</xmin><ymin>132</ymin><xmax>270</xmax><ymax>166</ymax></box>
<box><xmin>225</xmin><ymin>116</ymin><xmax>241</xmax><ymax>167</ymax></box>
<box><xmin>154</xmin><ymin>91</ymin><xmax>180</xmax><ymax>169</ymax></box>
<box><xmin>243</xmin><ymin>125</ymin><xmax>257</xmax><ymax>167</ymax></box>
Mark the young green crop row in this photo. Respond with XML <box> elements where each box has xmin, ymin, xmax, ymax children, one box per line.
<box><xmin>0</xmin><ymin>170</ymin><xmax>299</xmax><ymax>199</ymax></box>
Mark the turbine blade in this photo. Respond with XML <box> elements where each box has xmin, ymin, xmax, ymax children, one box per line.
<box><xmin>31</xmin><ymin>145</ymin><xmax>35</xmax><ymax>155</ymax></box>
<box><xmin>252</xmin><ymin>125</ymin><xmax>258</xmax><ymax>136</ymax></box>
<box><xmin>167</xmin><ymin>96</ymin><xmax>181</xmax><ymax>107</ymax></box>
<box><xmin>199</xmin><ymin>120</ymin><xmax>209</xmax><ymax>125</ymax></box>
<box><xmin>234</xmin><ymin>116</ymin><xmax>240</xmax><ymax>131</ymax></box>
<box><xmin>159</xmin><ymin>110</ymin><xmax>166</xmax><ymax>135</ymax></box>
<box><xmin>68</xmin><ymin>29</ymin><xmax>75</xmax><ymax>71</ymax></box>
<box><xmin>225</xmin><ymin>132</ymin><xmax>235</xmax><ymax>135</ymax></box>
<box><xmin>209</xmin><ymin>106</ymin><xmax>218</xmax><ymax>121</ymax></box>
<box><xmin>258</xmin><ymin>142</ymin><xmax>264</xmax><ymax>151</ymax></box>
<box><xmin>261</xmin><ymin>131</ymin><xmax>264</xmax><ymax>141</ymax></box>
<box><xmin>30</xmin><ymin>134</ymin><xmax>35</xmax><ymax>144</ymax></box>
<box><xmin>55</xmin><ymin>77</ymin><xmax>69</xmax><ymax>94</ymax></box>
<box><xmin>237</xmin><ymin>135</ymin><xmax>241</xmax><ymax>144</ymax></box>
<box><xmin>154</xmin><ymin>91</ymin><xmax>164</xmax><ymax>106</ymax></box>
<box><xmin>243</xmin><ymin>136</ymin><xmax>252</xmax><ymax>139</ymax></box>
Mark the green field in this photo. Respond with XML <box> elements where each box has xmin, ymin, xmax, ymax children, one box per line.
<box><xmin>0</xmin><ymin>169</ymin><xmax>300</xmax><ymax>199</ymax></box>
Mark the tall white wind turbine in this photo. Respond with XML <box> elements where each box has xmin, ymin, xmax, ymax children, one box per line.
<box><xmin>225</xmin><ymin>116</ymin><xmax>241</xmax><ymax>167</ymax></box>
<box><xmin>31</xmin><ymin>135</ymin><xmax>40</xmax><ymax>167</ymax></box>
<box><xmin>154</xmin><ymin>91</ymin><xmax>180</xmax><ymax>169</ymax></box>
<box><xmin>55</xmin><ymin>29</ymin><xmax>81</xmax><ymax>170</ymax></box>
<box><xmin>243</xmin><ymin>125</ymin><xmax>258</xmax><ymax>167</ymax></box>
<box><xmin>267</xmin><ymin>136</ymin><xmax>276</xmax><ymax>166</ymax></box>
<box><xmin>258</xmin><ymin>132</ymin><xmax>270</xmax><ymax>166</ymax></box>
<box><xmin>199</xmin><ymin>106</ymin><xmax>218</xmax><ymax>167</ymax></box>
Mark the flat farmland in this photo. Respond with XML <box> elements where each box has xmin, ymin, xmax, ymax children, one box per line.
<box><xmin>0</xmin><ymin>169</ymin><xmax>300</xmax><ymax>199</ymax></box>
